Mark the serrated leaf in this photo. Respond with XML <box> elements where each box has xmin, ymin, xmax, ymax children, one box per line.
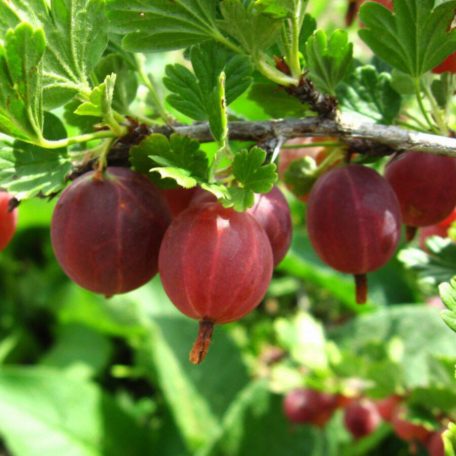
<box><xmin>254</xmin><ymin>0</ymin><xmax>297</xmax><ymax>18</ymax></box>
<box><xmin>359</xmin><ymin>0</ymin><xmax>456</xmax><ymax>77</ymax></box>
<box><xmin>130</xmin><ymin>133</ymin><xmax>209</xmax><ymax>189</ymax></box>
<box><xmin>164</xmin><ymin>42</ymin><xmax>253</xmax><ymax>123</ymax></box>
<box><xmin>219</xmin><ymin>0</ymin><xmax>283</xmax><ymax>53</ymax></box>
<box><xmin>440</xmin><ymin>277</ymin><xmax>456</xmax><ymax>333</ymax></box>
<box><xmin>232</xmin><ymin>147</ymin><xmax>277</xmax><ymax>193</ymax></box>
<box><xmin>107</xmin><ymin>0</ymin><xmax>218</xmax><ymax>52</ymax></box>
<box><xmin>74</xmin><ymin>74</ymin><xmax>116</xmax><ymax>121</ymax></box>
<box><xmin>299</xmin><ymin>13</ymin><xmax>317</xmax><ymax>50</ymax></box>
<box><xmin>305</xmin><ymin>29</ymin><xmax>353</xmax><ymax>95</ymax></box>
<box><xmin>398</xmin><ymin>238</ymin><xmax>456</xmax><ymax>291</ymax></box>
<box><xmin>337</xmin><ymin>65</ymin><xmax>401</xmax><ymax>124</ymax></box>
<box><xmin>95</xmin><ymin>53</ymin><xmax>138</xmax><ymax>114</ymax></box>
<box><xmin>0</xmin><ymin>23</ymin><xmax>45</xmax><ymax>142</ymax></box>
<box><xmin>0</xmin><ymin>113</ymin><xmax>71</xmax><ymax>200</ymax></box>
<box><xmin>0</xmin><ymin>0</ymin><xmax>108</xmax><ymax>108</ymax></box>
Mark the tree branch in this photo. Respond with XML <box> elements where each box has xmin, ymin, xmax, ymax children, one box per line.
<box><xmin>149</xmin><ymin>114</ymin><xmax>456</xmax><ymax>157</ymax></box>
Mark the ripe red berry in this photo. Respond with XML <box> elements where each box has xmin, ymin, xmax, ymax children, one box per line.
<box><xmin>51</xmin><ymin>167</ymin><xmax>171</xmax><ymax>296</ymax></box>
<box><xmin>375</xmin><ymin>395</ymin><xmax>401</xmax><ymax>421</ymax></box>
<box><xmin>158</xmin><ymin>202</ymin><xmax>273</xmax><ymax>364</ymax></box>
<box><xmin>391</xmin><ymin>412</ymin><xmax>431</xmax><ymax>443</ymax></box>
<box><xmin>307</xmin><ymin>164</ymin><xmax>401</xmax><ymax>303</ymax></box>
<box><xmin>419</xmin><ymin>207</ymin><xmax>456</xmax><ymax>249</ymax></box>
<box><xmin>283</xmin><ymin>388</ymin><xmax>338</xmax><ymax>427</ymax></box>
<box><xmin>160</xmin><ymin>187</ymin><xmax>197</xmax><ymax>217</ymax></box>
<box><xmin>0</xmin><ymin>192</ymin><xmax>17</xmax><ymax>251</ymax></box>
<box><xmin>427</xmin><ymin>430</ymin><xmax>445</xmax><ymax>456</ymax></box>
<box><xmin>432</xmin><ymin>52</ymin><xmax>456</xmax><ymax>74</ymax></box>
<box><xmin>191</xmin><ymin>187</ymin><xmax>292</xmax><ymax>266</ymax></box>
<box><xmin>344</xmin><ymin>400</ymin><xmax>382</xmax><ymax>439</ymax></box>
<box><xmin>385</xmin><ymin>152</ymin><xmax>456</xmax><ymax>240</ymax></box>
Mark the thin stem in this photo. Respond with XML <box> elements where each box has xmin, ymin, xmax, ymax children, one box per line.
<box><xmin>421</xmin><ymin>77</ymin><xmax>448</xmax><ymax>135</ymax></box>
<box><xmin>256</xmin><ymin>54</ymin><xmax>300</xmax><ymax>87</ymax></box>
<box><xmin>313</xmin><ymin>148</ymin><xmax>345</xmax><ymax>178</ymax></box>
<box><xmin>288</xmin><ymin>13</ymin><xmax>302</xmax><ymax>78</ymax></box>
<box><xmin>189</xmin><ymin>320</ymin><xmax>214</xmax><ymax>365</ymax></box>
<box><xmin>414</xmin><ymin>78</ymin><xmax>439</xmax><ymax>133</ymax></box>
<box><xmin>38</xmin><ymin>129</ymin><xmax>119</xmax><ymax>149</ymax></box>
<box><xmin>135</xmin><ymin>54</ymin><xmax>174</xmax><ymax>126</ymax></box>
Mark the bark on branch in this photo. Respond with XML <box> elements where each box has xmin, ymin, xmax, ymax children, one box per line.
<box><xmin>150</xmin><ymin>114</ymin><xmax>456</xmax><ymax>157</ymax></box>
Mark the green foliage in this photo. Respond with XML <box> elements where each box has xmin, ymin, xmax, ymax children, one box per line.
<box><xmin>0</xmin><ymin>0</ymin><xmax>108</xmax><ymax>108</ymax></box>
<box><xmin>398</xmin><ymin>237</ymin><xmax>456</xmax><ymax>291</ymax></box>
<box><xmin>0</xmin><ymin>113</ymin><xmax>70</xmax><ymax>199</ymax></box>
<box><xmin>304</xmin><ymin>29</ymin><xmax>353</xmax><ymax>95</ymax></box>
<box><xmin>164</xmin><ymin>42</ymin><xmax>253</xmax><ymax>125</ymax></box>
<box><xmin>227</xmin><ymin>147</ymin><xmax>277</xmax><ymax>211</ymax></box>
<box><xmin>130</xmin><ymin>133</ymin><xmax>209</xmax><ymax>188</ymax></box>
<box><xmin>107</xmin><ymin>0</ymin><xmax>219</xmax><ymax>52</ymax></box>
<box><xmin>440</xmin><ymin>277</ymin><xmax>456</xmax><ymax>334</ymax></box>
<box><xmin>0</xmin><ymin>23</ymin><xmax>45</xmax><ymax>142</ymax></box>
<box><xmin>359</xmin><ymin>0</ymin><xmax>456</xmax><ymax>77</ymax></box>
<box><xmin>337</xmin><ymin>65</ymin><xmax>401</xmax><ymax>124</ymax></box>
<box><xmin>74</xmin><ymin>74</ymin><xmax>116</xmax><ymax>119</ymax></box>
<box><xmin>283</xmin><ymin>157</ymin><xmax>318</xmax><ymax>197</ymax></box>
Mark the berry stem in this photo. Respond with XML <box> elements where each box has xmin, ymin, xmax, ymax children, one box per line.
<box><xmin>189</xmin><ymin>320</ymin><xmax>214</xmax><ymax>365</ymax></box>
<box><xmin>354</xmin><ymin>274</ymin><xmax>367</xmax><ymax>304</ymax></box>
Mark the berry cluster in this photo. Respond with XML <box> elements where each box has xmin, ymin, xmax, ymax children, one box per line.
<box><xmin>283</xmin><ymin>389</ymin><xmax>446</xmax><ymax>455</ymax></box>
<box><xmin>50</xmin><ymin>166</ymin><xmax>292</xmax><ymax>364</ymax></box>
<box><xmin>281</xmin><ymin>143</ymin><xmax>456</xmax><ymax>304</ymax></box>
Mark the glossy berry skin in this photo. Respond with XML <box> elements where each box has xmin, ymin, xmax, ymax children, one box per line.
<box><xmin>427</xmin><ymin>431</ymin><xmax>445</xmax><ymax>456</ymax></box>
<box><xmin>283</xmin><ymin>388</ymin><xmax>338</xmax><ymax>427</ymax></box>
<box><xmin>0</xmin><ymin>192</ymin><xmax>17</xmax><ymax>251</ymax></box>
<box><xmin>391</xmin><ymin>412</ymin><xmax>431</xmax><ymax>443</ymax></box>
<box><xmin>344</xmin><ymin>400</ymin><xmax>382</xmax><ymax>439</ymax></box>
<box><xmin>385</xmin><ymin>152</ymin><xmax>456</xmax><ymax>228</ymax></box>
<box><xmin>160</xmin><ymin>187</ymin><xmax>196</xmax><ymax>217</ymax></box>
<box><xmin>191</xmin><ymin>187</ymin><xmax>292</xmax><ymax>266</ymax></box>
<box><xmin>432</xmin><ymin>52</ymin><xmax>456</xmax><ymax>74</ymax></box>
<box><xmin>375</xmin><ymin>395</ymin><xmax>401</xmax><ymax>421</ymax></box>
<box><xmin>51</xmin><ymin>167</ymin><xmax>171</xmax><ymax>296</ymax></box>
<box><xmin>159</xmin><ymin>203</ymin><xmax>273</xmax><ymax>324</ymax></box>
<box><xmin>307</xmin><ymin>164</ymin><xmax>401</xmax><ymax>303</ymax></box>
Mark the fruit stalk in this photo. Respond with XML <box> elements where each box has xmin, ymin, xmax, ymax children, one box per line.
<box><xmin>190</xmin><ymin>320</ymin><xmax>215</xmax><ymax>365</ymax></box>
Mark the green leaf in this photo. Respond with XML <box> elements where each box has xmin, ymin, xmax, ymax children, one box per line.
<box><xmin>0</xmin><ymin>23</ymin><xmax>45</xmax><ymax>142</ymax></box>
<box><xmin>0</xmin><ymin>0</ymin><xmax>109</xmax><ymax>108</ymax></box>
<box><xmin>305</xmin><ymin>29</ymin><xmax>353</xmax><ymax>95</ymax></box>
<box><xmin>444</xmin><ymin>423</ymin><xmax>456</xmax><ymax>456</ymax></box>
<box><xmin>359</xmin><ymin>0</ymin><xmax>456</xmax><ymax>76</ymax></box>
<box><xmin>440</xmin><ymin>277</ymin><xmax>456</xmax><ymax>333</ymax></box>
<box><xmin>232</xmin><ymin>147</ymin><xmax>277</xmax><ymax>193</ymax></box>
<box><xmin>330</xmin><ymin>306</ymin><xmax>456</xmax><ymax>389</ymax></box>
<box><xmin>74</xmin><ymin>74</ymin><xmax>116</xmax><ymax>121</ymax></box>
<box><xmin>247</xmin><ymin>82</ymin><xmax>310</xmax><ymax>118</ymax></box>
<box><xmin>164</xmin><ymin>41</ymin><xmax>253</xmax><ymax>122</ymax></box>
<box><xmin>337</xmin><ymin>65</ymin><xmax>401</xmax><ymax>124</ymax></box>
<box><xmin>40</xmin><ymin>324</ymin><xmax>112</xmax><ymax>380</ymax></box>
<box><xmin>130</xmin><ymin>133</ymin><xmax>209</xmax><ymax>188</ymax></box>
<box><xmin>204</xmin><ymin>381</ymin><xmax>331</xmax><ymax>456</ymax></box>
<box><xmin>107</xmin><ymin>0</ymin><xmax>219</xmax><ymax>52</ymax></box>
<box><xmin>398</xmin><ymin>237</ymin><xmax>456</xmax><ymax>291</ymax></box>
<box><xmin>219</xmin><ymin>0</ymin><xmax>283</xmax><ymax>53</ymax></box>
<box><xmin>0</xmin><ymin>367</ymin><xmax>152</xmax><ymax>456</ymax></box>
<box><xmin>299</xmin><ymin>13</ymin><xmax>317</xmax><ymax>51</ymax></box>
<box><xmin>94</xmin><ymin>53</ymin><xmax>138</xmax><ymax>114</ymax></box>
<box><xmin>254</xmin><ymin>0</ymin><xmax>297</xmax><ymax>18</ymax></box>
<box><xmin>0</xmin><ymin>113</ymin><xmax>71</xmax><ymax>200</ymax></box>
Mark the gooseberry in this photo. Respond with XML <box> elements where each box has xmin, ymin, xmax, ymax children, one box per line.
<box><xmin>0</xmin><ymin>191</ymin><xmax>18</xmax><ymax>251</ymax></box>
<box><xmin>51</xmin><ymin>167</ymin><xmax>171</xmax><ymax>296</ymax></box>
<box><xmin>344</xmin><ymin>400</ymin><xmax>382</xmax><ymax>439</ymax></box>
<box><xmin>307</xmin><ymin>164</ymin><xmax>401</xmax><ymax>303</ymax></box>
<box><xmin>158</xmin><ymin>202</ymin><xmax>273</xmax><ymax>364</ymax></box>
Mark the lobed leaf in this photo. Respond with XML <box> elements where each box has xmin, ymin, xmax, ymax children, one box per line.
<box><xmin>305</xmin><ymin>29</ymin><xmax>353</xmax><ymax>95</ymax></box>
<box><xmin>107</xmin><ymin>0</ymin><xmax>218</xmax><ymax>52</ymax></box>
<box><xmin>359</xmin><ymin>0</ymin><xmax>456</xmax><ymax>77</ymax></box>
<box><xmin>337</xmin><ymin>65</ymin><xmax>401</xmax><ymax>124</ymax></box>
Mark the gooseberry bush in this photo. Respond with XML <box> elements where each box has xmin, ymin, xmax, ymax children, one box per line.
<box><xmin>1</xmin><ymin>0</ymin><xmax>456</xmax><ymax>455</ymax></box>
